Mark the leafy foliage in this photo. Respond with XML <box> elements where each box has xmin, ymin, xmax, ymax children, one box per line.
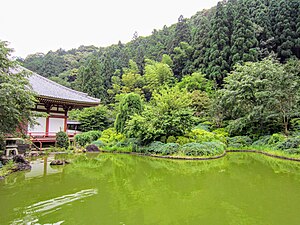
<box><xmin>126</xmin><ymin>86</ymin><xmax>195</xmax><ymax>144</ymax></box>
<box><xmin>70</xmin><ymin>105</ymin><xmax>111</xmax><ymax>132</ymax></box>
<box><xmin>220</xmin><ymin>58</ymin><xmax>300</xmax><ymax>136</ymax></box>
<box><xmin>55</xmin><ymin>131</ymin><xmax>69</xmax><ymax>149</ymax></box>
<box><xmin>75</xmin><ymin>131</ymin><xmax>102</xmax><ymax>147</ymax></box>
<box><xmin>0</xmin><ymin>41</ymin><xmax>36</xmax><ymax>137</ymax></box>
<box><xmin>181</xmin><ymin>141</ymin><xmax>225</xmax><ymax>156</ymax></box>
<box><xmin>115</xmin><ymin>93</ymin><xmax>142</xmax><ymax>133</ymax></box>
<box><xmin>99</xmin><ymin>128</ymin><xmax>126</xmax><ymax>146</ymax></box>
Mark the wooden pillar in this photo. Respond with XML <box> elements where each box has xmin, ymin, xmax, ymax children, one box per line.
<box><xmin>45</xmin><ymin>103</ymin><xmax>52</xmax><ymax>137</ymax></box>
<box><xmin>63</xmin><ymin>105</ymin><xmax>70</xmax><ymax>132</ymax></box>
<box><xmin>45</xmin><ymin>116</ymin><xmax>50</xmax><ymax>137</ymax></box>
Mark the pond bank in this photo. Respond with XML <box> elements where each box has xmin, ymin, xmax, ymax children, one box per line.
<box><xmin>99</xmin><ymin>149</ymin><xmax>300</xmax><ymax>162</ymax></box>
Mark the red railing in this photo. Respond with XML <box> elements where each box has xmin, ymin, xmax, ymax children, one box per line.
<box><xmin>28</xmin><ymin>131</ymin><xmax>80</xmax><ymax>139</ymax></box>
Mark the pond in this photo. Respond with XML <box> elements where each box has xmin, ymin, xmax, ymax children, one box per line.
<box><xmin>1</xmin><ymin>153</ymin><xmax>300</xmax><ymax>225</ymax></box>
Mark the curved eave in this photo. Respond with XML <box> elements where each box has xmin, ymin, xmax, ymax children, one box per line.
<box><xmin>38</xmin><ymin>96</ymin><xmax>100</xmax><ymax>108</ymax></box>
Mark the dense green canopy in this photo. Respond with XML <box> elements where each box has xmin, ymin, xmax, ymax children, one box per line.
<box><xmin>0</xmin><ymin>41</ymin><xmax>36</xmax><ymax>139</ymax></box>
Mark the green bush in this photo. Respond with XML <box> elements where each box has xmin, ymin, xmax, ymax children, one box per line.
<box><xmin>75</xmin><ymin>130</ymin><xmax>102</xmax><ymax>147</ymax></box>
<box><xmin>166</xmin><ymin>136</ymin><xmax>176</xmax><ymax>143</ymax></box>
<box><xmin>160</xmin><ymin>143</ymin><xmax>180</xmax><ymax>155</ymax></box>
<box><xmin>144</xmin><ymin>141</ymin><xmax>164</xmax><ymax>154</ymax></box>
<box><xmin>252</xmin><ymin>135</ymin><xmax>271</xmax><ymax>146</ymax></box>
<box><xmin>176</xmin><ymin>136</ymin><xmax>190</xmax><ymax>145</ymax></box>
<box><xmin>276</xmin><ymin>136</ymin><xmax>300</xmax><ymax>150</ymax></box>
<box><xmin>56</xmin><ymin>131</ymin><xmax>69</xmax><ymax>149</ymax></box>
<box><xmin>181</xmin><ymin>141</ymin><xmax>225</xmax><ymax>156</ymax></box>
<box><xmin>187</xmin><ymin>128</ymin><xmax>226</xmax><ymax>144</ymax></box>
<box><xmin>99</xmin><ymin>128</ymin><xmax>126</xmax><ymax>146</ymax></box>
<box><xmin>142</xmin><ymin>142</ymin><xmax>180</xmax><ymax>155</ymax></box>
<box><xmin>193</xmin><ymin>123</ymin><xmax>211</xmax><ymax>131</ymax></box>
<box><xmin>227</xmin><ymin>136</ymin><xmax>252</xmax><ymax>148</ymax></box>
<box><xmin>268</xmin><ymin>133</ymin><xmax>286</xmax><ymax>145</ymax></box>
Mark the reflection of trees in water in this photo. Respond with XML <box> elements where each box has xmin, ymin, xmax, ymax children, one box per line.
<box><xmin>63</xmin><ymin>153</ymin><xmax>232</xmax><ymax>224</ymax></box>
<box><xmin>242</xmin><ymin>153</ymin><xmax>300</xmax><ymax>177</ymax></box>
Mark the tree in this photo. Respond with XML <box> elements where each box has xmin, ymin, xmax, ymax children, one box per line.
<box><xmin>0</xmin><ymin>40</ymin><xmax>36</xmax><ymax>139</ymax></box>
<box><xmin>143</xmin><ymin>59</ymin><xmax>175</xmax><ymax>93</ymax></box>
<box><xmin>69</xmin><ymin>105</ymin><xmax>111</xmax><ymax>132</ymax></box>
<box><xmin>270</xmin><ymin>0</ymin><xmax>300</xmax><ymax>61</ymax></box>
<box><xmin>245</xmin><ymin>0</ymin><xmax>274</xmax><ymax>58</ymax></box>
<box><xmin>172</xmin><ymin>15</ymin><xmax>191</xmax><ymax>50</ymax></box>
<box><xmin>172</xmin><ymin>42</ymin><xmax>195</xmax><ymax>80</ymax></box>
<box><xmin>220</xmin><ymin>58</ymin><xmax>300</xmax><ymax>136</ymax></box>
<box><xmin>205</xmin><ymin>1</ymin><xmax>231</xmax><ymax>86</ymax></box>
<box><xmin>230</xmin><ymin>0</ymin><xmax>258</xmax><ymax>66</ymax></box>
<box><xmin>176</xmin><ymin>72</ymin><xmax>213</xmax><ymax>93</ymax></box>
<box><xmin>115</xmin><ymin>93</ymin><xmax>143</xmax><ymax>133</ymax></box>
<box><xmin>126</xmin><ymin>87</ymin><xmax>195</xmax><ymax>144</ymax></box>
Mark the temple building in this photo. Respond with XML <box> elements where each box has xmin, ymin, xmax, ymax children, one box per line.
<box><xmin>13</xmin><ymin>67</ymin><xmax>100</xmax><ymax>149</ymax></box>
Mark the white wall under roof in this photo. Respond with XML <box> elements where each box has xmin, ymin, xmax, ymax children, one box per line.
<box><xmin>28</xmin><ymin>117</ymin><xmax>46</xmax><ymax>133</ymax></box>
<box><xmin>49</xmin><ymin>118</ymin><xmax>65</xmax><ymax>133</ymax></box>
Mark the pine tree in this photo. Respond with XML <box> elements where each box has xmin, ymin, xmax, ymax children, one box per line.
<box><xmin>205</xmin><ymin>2</ymin><xmax>231</xmax><ymax>86</ymax></box>
<box><xmin>246</xmin><ymin>0</ymin><xmax>274</xmax><ymax>58</ymax></box>
<box><xmin>230</xmin><ymin>0</ymin><xmax>258</xmax><ymax>66</ymax></box>
<box><xmin>171</xmin><ymin>15</ymin><xmax>191</xmax><ymax>50</ymax></box>
<box><xmin>271</xmin><ymin>0</ymin><xmax>299</xmax><ymax>61</ymax></box>
<box><xmin>191</xmin><ymin>12</ymin><xmax>211</xmax><ymax>72</ymax></box>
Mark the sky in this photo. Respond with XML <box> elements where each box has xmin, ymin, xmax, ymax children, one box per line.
<box><xmin>0</xmin><ymin>0</ymin><xmax>219</xmax><ymax>58</ymax></box>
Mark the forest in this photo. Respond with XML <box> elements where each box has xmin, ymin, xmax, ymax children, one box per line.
<box><xmin>18</xmin><ymin>0</ymin><xmax>300</xmax><ymax>156</ymax></box>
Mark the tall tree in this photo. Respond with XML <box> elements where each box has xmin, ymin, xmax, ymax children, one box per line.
<box><xmin>230</xmin><ymin>0</ymin><xmax>258</xmax><ymax>66</ymax></box>
<box><xmin>220</xmin><ymin>58</ymin><xmax>300</xmax><ymax>136</ymax></box>
<box><xmin>75</xmin><ymin>57</ymin><xmax>105</xmax><ymax>100</ymax></box>
<box><xmin>205</xmin><ymin>2</ymin><xmax>231</xmax><ymax>86</ymax></box>
<box><xmin>0</xmin><ymin>41</ymin><xmax>36</xmax><ymax>139</ymax></box>
<box><xmin>115</xmin><ymin>93</ymin><xmax>143</xmax><ymax>133</ymax></box>
<box><xmin>246</xmin><ymin>0</ymin><xmax>274</xmax><ymax>58</ymax></box>
<box><xmin>171</xmin><ymin>15</ymin><xmax>191</xmax><ymax>50</ymax></box>
<box><xmin>270</xmin><ymin>0</ymin><xmax>300</xmax><ymax>61</ymax></box>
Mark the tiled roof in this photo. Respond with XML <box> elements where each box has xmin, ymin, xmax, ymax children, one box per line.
<box><xmin>11</xmin><ymin>66</ymin><xmax>100</xmax><ymax>106</ymax></box>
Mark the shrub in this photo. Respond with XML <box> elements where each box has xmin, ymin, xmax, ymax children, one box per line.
<box><xmin>188</xmin><ymin>129</ymin><xmax>226</xmax><ymax>144</ymax></box>
<box><xmin>193</xmin><ymin>123</ymin><xmax>211</xmax><ymax>131</ymax></box>
<box><xmin>99</xmin><ymin>128</ymin><xmax>126</xmax><ymax>146</ymax></box>
<box><xmin>181</xmin><ymin>141</ymin><xmax>225</xmax><ymax>156</ymax></box>
<box><xmin>276</xmin><ymin>136</ymin><xmax>300</xmax><ymax>150</ymax></box>
<box><xmin>160</xmin><ymin>143</ymin><xmax>180</xmax><ymax>155</ymax></box>
<box><xmin>166</xmin><ymin>136</ymin><xmax>176</xmax><ymax>143</ymax></box>
<box><xmin>144</xmin><ymin>141</ymin><xmax>164</xmax><ymax>154</ymax></box>
<box><xmin>56</xmin><ymin>131</ymin><xmax>69</xmax><ymax>149</ymax></box>
<box><xmin>267</xmin><ymin>133</ymin><xmax>286</xmax><ymax>145</ymax></box>
<box><xmin>75</xmin><ymin>130</ymin><xmax>102</xmax><ymax>147</ymax></box>
<box><xmin>252</xmin><ymin>135</ymin><xmax>271</xmax><ymax>146</ymax></box>
<box><xmin>176</xmin><ymin>136</ymin><xmax>190</xmax><ymax>145</ymax></box>
<box><xmin>212</xmin><ymin>128</ymin><xmax>229</xmax><ymax>144</ymax></box>
<box><xmin>227</xmin><ymin>136</ymin><xmax>252</xmax><ymax>148</ymax></box>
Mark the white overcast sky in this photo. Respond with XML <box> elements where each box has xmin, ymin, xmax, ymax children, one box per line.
<box><xmin>0</xmin><ymin>0</ymin><xmax>219</xmax><ymax>58</ymax></box>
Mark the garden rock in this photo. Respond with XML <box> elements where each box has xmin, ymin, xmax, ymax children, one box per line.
<box><xmin>86</xmin><ymin>144</ymin><xmax>100</xmax><ymax>152</ymax></box>
<box><xmin>50</xmin><ymin>160</ymin><xmax>66</xmax><ymax>165</ymax></box>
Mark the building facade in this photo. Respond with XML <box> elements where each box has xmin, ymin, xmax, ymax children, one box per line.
<box><xmin>15</xmin><ymin>67</ymin><xmax>100</xmax><ymax>149</ymax></box>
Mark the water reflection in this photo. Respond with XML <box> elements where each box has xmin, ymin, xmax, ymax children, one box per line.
<box><xmin>1</xmin><ymin>153</ymin><xmax>300</xmax><ymax>225</ymax></box>
<box><xmin>25</xmin><ymin>157</ymin><xmax>63</xmax><ymax>180</ymax></box>
<box><xmin>12</xmin><ymin>189</ymin><xmax>97</xmax><ymax>225</ymax></box>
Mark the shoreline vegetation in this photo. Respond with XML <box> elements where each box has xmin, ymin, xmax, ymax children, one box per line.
<box><xmin>2</xmin><ymin>146</ymin><xmax>300</xmax><ymax>179</ymax></box>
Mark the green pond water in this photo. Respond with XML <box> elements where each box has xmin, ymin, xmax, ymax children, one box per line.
<box><xmin>1</xmin><ymin>153</ymin><xmax>300</xmax><ymax>225</ymax></box>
